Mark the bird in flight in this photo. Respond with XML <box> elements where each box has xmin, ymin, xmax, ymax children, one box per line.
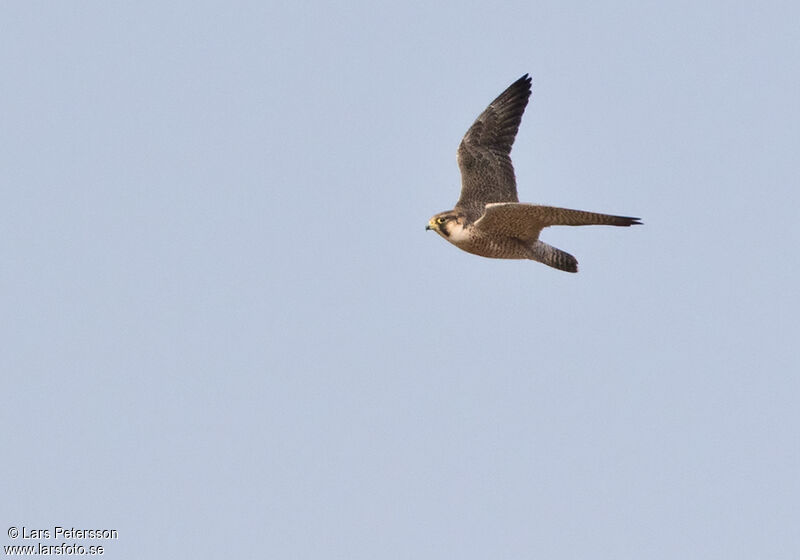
<box><xmin>426</xmin><ymin>74</ymin><xmax>641</xmax><ymax>272</ymax></box>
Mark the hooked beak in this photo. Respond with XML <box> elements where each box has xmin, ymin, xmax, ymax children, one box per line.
<box><xmin>425</xmin><ymin>225</ymin><xmax>432</xmax><ymax>231</ymax></box>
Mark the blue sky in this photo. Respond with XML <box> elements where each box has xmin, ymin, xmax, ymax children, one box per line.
<box><xmin>2</xmin><ymin>2</ymin><xmax>799</xmax><ymax>558</ymax></box>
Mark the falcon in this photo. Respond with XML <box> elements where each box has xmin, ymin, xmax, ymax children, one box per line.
<box><xmin>426</xmin><ymin>74</ymin><xmax>641</xmax><ymax>272</ymax></box>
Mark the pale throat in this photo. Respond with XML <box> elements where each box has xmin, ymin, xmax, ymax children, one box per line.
<box><xmin>444</xmin><ymin>220</ymin><xmax>471</xmax><ymax>244</ymax></box>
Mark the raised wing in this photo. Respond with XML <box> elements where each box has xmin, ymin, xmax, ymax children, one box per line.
<box><xmin>456</xmin><ymin>75</ymin><xmax>532</xmax><ymax>220</ymax></box>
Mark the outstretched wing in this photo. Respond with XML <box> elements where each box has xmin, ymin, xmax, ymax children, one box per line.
<box><xmin>475</xmin><ymin>202</ymin><xmax>642</xmax><ymax>242</ymax></box>
<box><xmin>456</xmin><ymin>75</ymin><xmax>532</xmax><ymax>219</ymax></box>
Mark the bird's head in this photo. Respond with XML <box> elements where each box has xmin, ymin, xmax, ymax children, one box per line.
<box><xmin>426</xmin><ymin>211</ymin><xmax>465</xmax><ymax>238</ymax></box>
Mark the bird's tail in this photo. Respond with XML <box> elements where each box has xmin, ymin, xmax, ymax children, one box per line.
<box><xmin>528</xmin><ymin>241</ymin><xmax>578</xmax><ymax>273</ymax></box>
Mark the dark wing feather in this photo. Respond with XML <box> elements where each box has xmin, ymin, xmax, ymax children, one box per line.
<box><xmin>456</xmin><ymin>75</ymin><xmax>532</xmax><ymax>220</ymax></box>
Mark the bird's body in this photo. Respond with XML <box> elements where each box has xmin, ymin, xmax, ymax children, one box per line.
<box><xmin>426</xmin><ymin>75</ymin><xmax>640</xmax><ymax>273</ymax></box>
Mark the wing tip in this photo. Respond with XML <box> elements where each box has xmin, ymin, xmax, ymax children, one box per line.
<box><xmin>513</xmin><ymin>73</ymin><xmax>532</xmax><ymax>94</ymax></box>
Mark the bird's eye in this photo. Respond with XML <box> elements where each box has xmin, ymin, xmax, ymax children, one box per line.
<box><xmin>437</xmin><ymin>216</ymin><xmax>447</xmax><ymax>224</ymax></box>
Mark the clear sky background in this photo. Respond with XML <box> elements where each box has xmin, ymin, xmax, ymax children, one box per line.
<box><xmin>2</xmin><ymin>2</ymin><xmax>798</xmax><ymax>558</ymax></box>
